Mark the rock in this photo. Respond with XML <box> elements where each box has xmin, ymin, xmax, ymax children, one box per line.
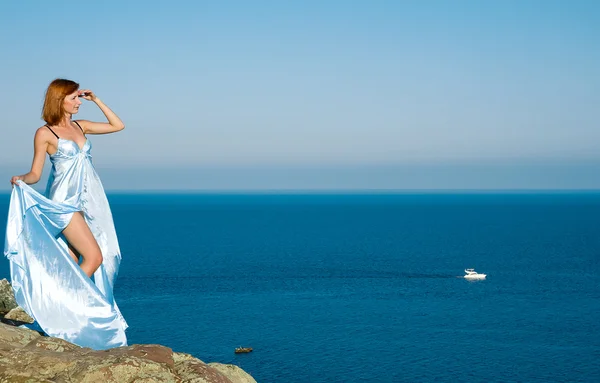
<box><xmin>174</xmin><ymin>352</ymin><xmax>204</xmax><ymax>363</ymax></box>
<box><xmin>173</xmin><ymin>352</ymin><xmax>233</xmax><ymax>383</ymax></box>
<box><xmin>0</xmin><ymin>321</ymin><xmax>41</xmax><ymax>348</ymax></box>
<box><xmin>0</xmin><ymin>341</ymin><xmax>180</xmax><ymax>382</ymax></box>
<box><xmin>0</xmin><ymin>323</ymin><xmax>255</xmax><ymax>382</ymax></box>
<box><xmin>209</xmin><ymin>363</ymin><xmax>258</xmax><ymax>383</ymax></box>
<box><xmin>3</xmin><ymin>307</ymin><xmax>34</xmax><ymax>323</ymax></box>
<box><xmin>0</xmin><ymin>279</ymin><xmax>18</xmax><ymax>314</ymax></box>
<box><xmin>24</xmin><ymin>335</ymin><xmax>81</xmax><ymax>353</ymax></box>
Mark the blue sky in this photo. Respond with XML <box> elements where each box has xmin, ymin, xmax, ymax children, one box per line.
<box><xmin>0</xmin><ymin>0</ymin><xmax>598</xmax><ymax>190</ymax></box>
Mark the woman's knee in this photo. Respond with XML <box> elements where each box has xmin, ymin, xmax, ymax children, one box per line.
<box><xmin>90</xmin><ymin>248</ymin><xmax>104</xmax><ymax>268</ymax></box>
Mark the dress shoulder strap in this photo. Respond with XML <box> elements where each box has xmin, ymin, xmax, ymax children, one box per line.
<box><xmin>45</xmin><ymin>125</ymin><xmax>59</xmax><ymax>139</ymax></box>
<box><xmin>73</xmin><ymin>120</ymin><xmax>84</xmax><ymax>133</ymax></box>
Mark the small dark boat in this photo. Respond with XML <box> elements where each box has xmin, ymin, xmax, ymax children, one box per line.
<box><xmin>235</xmin><ymin>347</ymin><xmax>253</xmax><ymax>354</ymax></box>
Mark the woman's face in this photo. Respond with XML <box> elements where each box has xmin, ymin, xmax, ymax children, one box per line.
<box><xmin>62</xmin><ymin>90</ymin><xmax>82</xmax><ymax>115</ymax></box>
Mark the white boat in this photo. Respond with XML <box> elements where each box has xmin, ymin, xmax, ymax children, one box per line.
<box><xmin>464</xmin><ymin>268</ymin><xmax>486</xmax><ymax>280</ymax></box>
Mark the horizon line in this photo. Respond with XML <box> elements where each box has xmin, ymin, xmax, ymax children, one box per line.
<box><xmin>3</xmin><ymin>188</ymin><xmax>600</xmax><ymax>195</ymax></box>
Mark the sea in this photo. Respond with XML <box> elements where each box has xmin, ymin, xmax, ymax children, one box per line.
<box><xmin>1</xmin><ymin>191</ymin><xmax>599</xmax><ymax>382</ymax></box>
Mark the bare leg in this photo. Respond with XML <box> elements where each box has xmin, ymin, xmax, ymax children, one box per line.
<box><xmin>62</xmin><ymin>212</ymin><xmax>103</xmax><ymax>277</ymax></box>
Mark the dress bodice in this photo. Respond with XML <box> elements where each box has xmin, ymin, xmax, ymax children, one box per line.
<box><xmin>50</xmin><ymin>138</ymin><xmax>92</xmax><ymax>160</ymax></box>
<box><xmin>45</xmin><ymin>137</ymin><xmax>95</xmax><ymax>205</ymax></box>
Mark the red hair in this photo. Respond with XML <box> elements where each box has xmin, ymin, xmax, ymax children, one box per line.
<box><xmin>42</xmin><ymin>79</ymin><xmax>79</xmax><ymax>125</ymax></box>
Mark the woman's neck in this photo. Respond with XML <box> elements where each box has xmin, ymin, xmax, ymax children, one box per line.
<box><xmin>56</xmin><ymin>114</ymin><xmax>73</xmax><ymax>128</ymax></box>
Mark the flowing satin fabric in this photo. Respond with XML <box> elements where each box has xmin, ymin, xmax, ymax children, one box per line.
<box><xmin>3</xmin><ymin>137</ymin><xmax>127</xmax><ymax>349</ymax></box>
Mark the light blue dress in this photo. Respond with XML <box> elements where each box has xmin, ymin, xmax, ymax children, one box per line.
<box><xmin>3</xmin><ymin>132</ymin><xmax>128</xmax><ymax>350</ymax></box>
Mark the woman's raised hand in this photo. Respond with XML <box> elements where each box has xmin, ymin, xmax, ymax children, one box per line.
<box><xmin>78</xmin><ymin>89</ymin><xmax>97</xmax><ymax>102</ymax></box>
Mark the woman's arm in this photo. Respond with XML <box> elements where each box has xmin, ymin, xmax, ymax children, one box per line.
<box><xmin>77</xmin><ymin>90</ymin><xmax>125</xmax><ymax>135</ymax></box>
<box><xmin>10</xmin><ymin>128</ymin><xmax>49</xmax><ymax>186</ymax></box>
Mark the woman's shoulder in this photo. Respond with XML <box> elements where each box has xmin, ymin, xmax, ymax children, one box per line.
<box><xmin>72</xmin><ymin>119</ymin><xmax>90</xmax><ymax>130</ymax></box>
<box><xmin>34</xmin><ymin>125</ymin><xmax>55</xmax><ymax>142</ymax></box>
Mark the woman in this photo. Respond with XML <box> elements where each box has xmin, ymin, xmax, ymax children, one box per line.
<box><xmin>5</xmin><ymin>79</ymin><xmax>128</xmax><ymax>349</ymax></box>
